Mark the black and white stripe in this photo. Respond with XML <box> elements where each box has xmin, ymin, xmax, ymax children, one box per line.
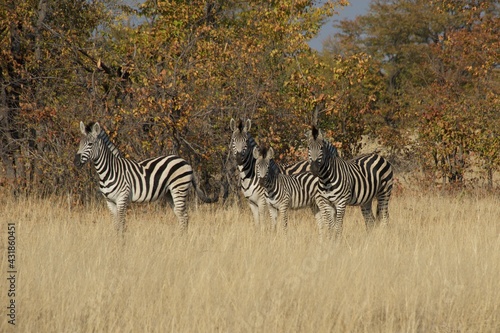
<box><xmin>229</xmin><ymin>118</ymin><xmax>309</xmax><ymax>225</ymax></box>
<box><xmin>75</xmin><ymin>121</ymin><xmax>217</xmax><ymax>233</ymax></box>
<box><xmin>307</xmin><ymin>126</ymin><xmax>393</xmax><ymax>238</ymax></box>
<box><xmin>253</xmin><ymin>146</ymin><xmax>326</xmax><ymax>231</ymax></box>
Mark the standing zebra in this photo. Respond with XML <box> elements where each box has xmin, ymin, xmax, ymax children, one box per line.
<box><xmin>229</xmin><ymin>118</ymin><xmax>309</xmax><ymax>226</ymax></box>
<box><xmin>74</xmin><ymin>121</ymin><xmax>217</xmax><ymax>233</ymax></box>
<box><xmin>307</xmin><ymin>126</ymin><xmax>393</xmax><ymax>239</ymax></box>
<box><xmin>253</xmin><ymin>146</ymin><xmax>331</xmax><ymax>231</ymax></box>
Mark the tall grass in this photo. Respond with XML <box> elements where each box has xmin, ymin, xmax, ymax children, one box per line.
<box><xmin>1</xmin><ymin>192</ymin><xmax>500</xmax><ymax>332</ymax></box>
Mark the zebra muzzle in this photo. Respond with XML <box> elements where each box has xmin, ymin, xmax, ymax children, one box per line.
<box><xmin>310</xmin><ymin>161</ymin><xmax>321</xmax><ymax>177</ymax></box>
<box><xmin>235</xmin><ymin>153</ymin><xmax>244</xmax><ymax>165</ymax></box>
<box><xmin>74</xmin><ymin>154</ymin><xmax>84</xmax><ymax>168</ymax></box>
<box><xmin>258</xmin><ymin>177</ymin><xmax>267</xmax><ymax>187</ymax></box>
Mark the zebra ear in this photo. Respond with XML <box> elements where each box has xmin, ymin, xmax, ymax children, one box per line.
<box><xmin>245</xmin><ymin>119</ymin><xmax>251</xmax><ymax>132</ymax></box>
<box><xmin>317</xmin><ymin>129</ymin><xmax>323</xmax><ymax>141</ymax></box>
<box><xmin>80</xmin><ymin>121</ymin><xmax>86</xmax><ymax>135</ymax></box>
<box><xmin>92</xmin><ymin>122</ymin><xmax>101</xmax><ymax>136</ymax></box>
<box><xmin>268</xmin><ymin>147</ymin><xmax>274</xmax><ymax>159</ymax></box>
<box><xmin>252</xmin><ymin>146</ymin><xmax>260</xmax><ymax>159</ymax></box>
<box><xmin>229</xmin><ymin>118</ymin><xmax>235</xmax><ymax>131</ymax></box>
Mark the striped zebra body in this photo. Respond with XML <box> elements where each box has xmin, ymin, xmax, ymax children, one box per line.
<box><xmin>229</xmin><ymin>118</ymin><xmax>309</xmax><ymax>225</ymax></box>
<box><xmin>307</xmin><ymin>126</ymin><xmax>393</xmax><ymax>238</ymax></box>
<box><xmin>75</xmin><ymin>121</ymin><xmax>216</xmax><ymax>233</ymax></box>
<box><xmin>253</xmin><ymin>146</ymin><xmax>324</xmax><ymax>231</ymax></box>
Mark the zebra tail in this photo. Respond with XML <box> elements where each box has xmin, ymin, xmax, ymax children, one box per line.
<box><xmin>191</xmin><ymin>177</ymin><xmax>219</xmax><ymax>203</ymax></box>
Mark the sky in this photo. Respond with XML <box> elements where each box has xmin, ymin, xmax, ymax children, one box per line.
<box><xmin>309</xmin><ymin>0</ymin><xmax>372</xmax><ymax>51</ymax></box>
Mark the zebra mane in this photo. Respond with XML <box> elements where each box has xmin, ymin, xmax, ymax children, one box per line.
<box><xmin>85</xmin><ymin>122</ymin><xmax>123</xmax><ymax>158</ymax></box>
<box><xmin>259</xmin><ymin>145</ymin><xmax>268</xmax><ymax>158</ymax></box>
<box><xmin>311</xmin><ymin>126</ymin><xmax>319</xmax><ymax>140</ymax></box>
<box><xmin>257</xmin><ymin>145</ymin><xmax>280</xmax><ymax>176</ymax></box>
<box><xmin>99</xmin><ymin>131</ymin><xmax>123</xmax><ymax>158</ymax></box>
<box><xmin>246</xmin><ymin>132</ymin><xmax>257</xmax><ymax>151</ymax></box>
<box><xmin>237</xmin><ymin>119</ymin><xmax>244</xmax><ymax>132</ymax></box>
<box><xmin>324</xmin><ymin>139</ymin><xmax>338</xmax><ymax>158</ymax></box>
<box><xmin>85</xmin><ymin>122</ymin><xmax>96</xmax><ymax>133</ymax></box>
<box><xmin>308</xmin><ymin>125</ymin><xmax>338</xmax><ymax>159</ymax></box>
<box><xmin>268</xmin><ymin>154</ymin><xmax>280</xmax><ymax>177</ymax></box>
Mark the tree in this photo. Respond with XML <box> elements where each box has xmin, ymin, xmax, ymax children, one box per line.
<box><xmin>420</xmin><ymin>1</ymin><xmax>500</xmax><ymax>186</ymax></box>
<box><xmin>0</xmin><ymin>0</ymin><xmax>349</xmax><ymax>198</ymax></box>
<box><xmin>0</xmin><ymin>0</ymin><xmax>112</xmax><ymax>195</ymax></box>
<box><xmin>102</xmin><ymin>0</ymin><xmax>347</xmax><ymax>193</ymax></box>
<box><xmin>329</xmin><ymin>0</ymin><xmax>500</xmax><ymax>187</ymax></box>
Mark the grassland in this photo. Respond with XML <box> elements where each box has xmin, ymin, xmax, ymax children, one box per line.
<box><xmin>1</xmin><ymin>192</ymin><xmax>500</xmax><ymax>332</ymax></box>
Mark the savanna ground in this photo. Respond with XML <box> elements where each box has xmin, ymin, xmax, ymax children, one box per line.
<box><xmin>1</xmin><ymin>190</ymin><xmax>500</xmax><ymax>333</ymax></box>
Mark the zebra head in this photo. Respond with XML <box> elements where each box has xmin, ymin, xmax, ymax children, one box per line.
<box><xmin>307</xmin><ymin>126</ymin><xmax>326</xmax><ymax>177</ymax></box>
<box><xmin>230</xmin><ymin>118</ymin><xmax>253</xmax><ymax>165</ymax></box>
<box><xmin>253</xmin><ymin>146</ymin><xmax>274</xmax><ymax>187</ymax></box>
<box><xmin>74</xmin><ymin>121</ymin><xmax>101</xmax><ymax>168</ymax></box>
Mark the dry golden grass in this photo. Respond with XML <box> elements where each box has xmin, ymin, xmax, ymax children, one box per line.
<box><xmin>1</xmin><ymin>192</ymin><xmax>500</xmax><ymax>332</ymax></box>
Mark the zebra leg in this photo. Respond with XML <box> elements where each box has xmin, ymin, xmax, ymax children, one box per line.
<box><xmin>312</xmin><ymin>206</ymin><xmax>322</xmax><ymax>230</ymax></box>
<box><xmin>106</xmin><ymin>200</ymin><xmax>118</xmax><ymax>229</ymax></box>
<box><xmin>171</xmin><ymin>189</ymin><xmax>189</xmax><ymax>232</ymax></box>
<box><xmin>279</xmin><ymin>205</ymin><xmax>289</xmax><ymax>233</ymax></box>
<box><xmin>258</xmin><ymin>195</ymin><xmax>267</xmax><ymax>226</ymax></box>
<box><xmin>361</xmin><ymin>201</ymin><xmax>376</xmax><ymax>232</ymax></box>
<box><xmin>108</xmin><ymin>197</ymin><xmax>128</xmax><ymax>234</ymax></box>
<box><xmin>333</xmin><ymin>202</ymin><xmax>347</xmax><ymax>240</ymax></box>
<box><xmin>248</xmin><ymin>201</ymin><xmax>261</xmax><ymax>226</ymax></box>
<box><xmin>315</xmin><ymin>196</ymin><xmax>334</xmax><ymax>237</ymax></box>
<box><xmin>268</xmin><ymin>205</ymin><xmax>278</xmax><ymax>230</ymax></box>
<box><xmin>376</xmin><ymin>178</ymin><xmax>392</xmax><ymax>226</ymax></box>
<box><xmin>316</xmin><ymin>197</ymin><xmax>336</xmax><ymax>238</ymax></box>
<box><xmin>376</xmin><ymin>194</ymin><xmax>391</xmax><ymax>227</ymax></box>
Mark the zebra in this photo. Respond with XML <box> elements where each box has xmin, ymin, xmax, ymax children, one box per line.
<box><xmin>253</xmin><ymin>145</ymin><xmax>332</xmax><ymax>231</ymax></box>
<box><xmin>74</xmin><ymin>121</ymin><xmax>217</xmax><ymax>233</ymax></box>
<box><xmin>307</xmin><ymin>125</ymin><xmax>393</xmax><ymax>239</ymax></box>
<box><xmin>229</xmin><ymin>118</ymin><xmax>309</xmax><ymax>226</ymax></box>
